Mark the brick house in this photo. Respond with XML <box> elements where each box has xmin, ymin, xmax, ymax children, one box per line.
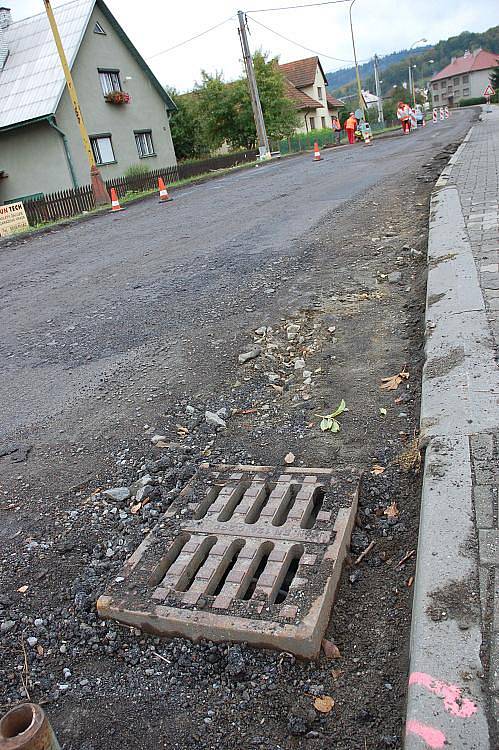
<box><xmin>430</xmin><ymin>49</ymin><xmax>499</xmax><ymax>108</ymax></box>
<box><xmin>278</xmin><ymin>56</ymin><xmax>343</xmax><ymax>133</ymax></box>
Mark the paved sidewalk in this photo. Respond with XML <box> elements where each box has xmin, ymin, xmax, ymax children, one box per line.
<box><xmin>449</xmin><ymin>106</ymin><xmax>499</xmax><ymax>737</ymax></box>
<box><xmin>405</xmin><ymin>107</ymin><xmax>499</xmax><ymax>749</ymax></box>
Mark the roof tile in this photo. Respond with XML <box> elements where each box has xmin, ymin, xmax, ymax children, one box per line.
<box><xmin>431</xmin><ymin>49</ymin><xmax>499</xmax><ymax>82</ymax></box>
<box><xmin>278</xmin><ymin>56</ymin><xmax>322</xmax><ymax>88</ymax></box>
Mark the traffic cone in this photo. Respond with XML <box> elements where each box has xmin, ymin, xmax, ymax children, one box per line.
<box><xmin>313</xmin><ymin>141</ymin><xmax>322</xmax><ymax>161</ymax></box>
<box><xmin>158</xmin><ymin>176</ymin><xmax>173</xmax><ymax>203</ymax></box>
<box><xmin>109</xmin><ymin>187</ymin><xmax>124</xmax><ymax>212</ymax></box>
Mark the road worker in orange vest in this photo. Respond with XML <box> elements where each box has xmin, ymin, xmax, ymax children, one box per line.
<box><xmin>345</xmin><ymin>112</ymin><xmax>358</xmax><ymax>145</ymax></box>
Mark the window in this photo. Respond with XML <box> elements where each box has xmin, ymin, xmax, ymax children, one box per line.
<box><xmin>135</xmin><ymin>130</ymin><xmax>155</xmax><ymax>158</ymax></box>
<box><xmin>321</xmin><ymin>116</ymin><xmax>326</xmax><ymax>128</ymax></box>
<box><xmin>433</xmin><ymin>94</ymin><xmax>439</xmax><ymax>102</ymax></box>
<box><xmin>463</xmin><ymin>88</ymin><xmax>470</xmax><ymax>96</ymax></box>
<box><xmin>94</xmin><ymin>21</ymin><xmax>106</xmax><ymax>34</ymax></box>
<box><xmin>309</xmin><ymin>116</ymin><xmax>315</xmax><ymax>129</ymax></box>
<box><xmin>453</xmin><ymin>76</ymin><xmax>460</xmax><ymax>85</ymax></box>
<box><xmin>462</xmin><ymin>75</ymin><xmax>469</xmax><ymax>83</ymax></box>
<box><xmin>317</xmin><ymin>86</ymin><xmax>323</xmax><ymax>100</ymax></box>
<box><xmin>99</xmin><ymin>69</ymin><xmax>122</xmax><ymax>96</ymax></box>
<box><xmin>90</xmin><ymin>135</ymin><xmax>115</xmax><ymax>165</ymax></box>
<box><xmin>432</xmin><ymin>81</ymin><xmax>439</xmax><ymax>89</ymax></box>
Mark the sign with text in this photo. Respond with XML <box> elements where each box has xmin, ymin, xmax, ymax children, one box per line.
<box><xmin>0</xmin><ymin>201</ymin><xmax>29</xmax><ymax>237</ymax></box>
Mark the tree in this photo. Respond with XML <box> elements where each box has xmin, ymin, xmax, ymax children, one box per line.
<box><xmin>195</xmin><ymin>52</ymin><xmax>298</xmax><ymax>150</ymax></box>
<box><xmin>490</xmin><ymin>66</ymin><xmax>499</xmax><ymax>102</ymax></box>
<box><xmin>165</xmin><ymin>87</ymin><xmax>211</xmax><ymax>160</ymax></box>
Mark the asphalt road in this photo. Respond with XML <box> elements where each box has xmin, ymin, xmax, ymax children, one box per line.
<box><xmin>0</xmin><ymin>107</ymin><xmax>478</xmax><ymax>750</ymax></box>
<box><xmin>0</xmin><ymin>110</ymin><xmax>474</xmax><ymax>447</ymax></box>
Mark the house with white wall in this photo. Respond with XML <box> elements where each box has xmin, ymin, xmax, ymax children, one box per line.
<box><xmin>278</xmin><ymin>56</ymin><xmax>343</xmax><ymax>133</ymax></box>
<box><xmin>0</xmin><ymin>0</ymin><xmax>177</xmax><ymax>203</ymax></box>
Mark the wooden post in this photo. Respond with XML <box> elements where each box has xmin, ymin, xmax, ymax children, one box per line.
<box><xmin>43</xmin><ymin>0</ymin><xmax>109</xmax><ymax>206</ymax></box>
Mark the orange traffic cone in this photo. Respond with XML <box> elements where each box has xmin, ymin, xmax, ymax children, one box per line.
<box><xmin>109</xmin><ymin>187</ymin><xmax>124</xmax><ymax>212</ymax></box>
<box><xmin>313</xmin><ymin>141</ymin><xmax>322</xmax><ymax>161</ymax></box>
<box><xmin>158</xmin><ymin>177</ymin><xmax>173</xmax><ymax>203</ymax></box>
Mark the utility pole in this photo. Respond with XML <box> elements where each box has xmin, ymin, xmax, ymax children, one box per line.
<box><xmin>373</xmin><ymin>55</ymin><xmax>384</xmax><ymax>126</ymax></box>
<box><xmin>408</xmin><ymin>64</ymin><xmax>414</xmax><ymax>105</ymax></box>
<box><xmin>237</xmin><ymin>11</ymin><xmax>271</xmax><ymax>160</ymax></box>
<box><xmin>43</xmin><ymin>0</ymin><xmax>110</xmax><ymax>205</ymax></box>
<box><xmin>349</xmin><ymin>0</ymin><xmax>365</xmax><ymax>116</ymax></box>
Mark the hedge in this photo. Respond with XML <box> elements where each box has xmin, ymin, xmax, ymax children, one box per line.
<box><xmin>458</xmin><ymin>97</ymin><xmax>486</xmax><ymax>107</ymax></box>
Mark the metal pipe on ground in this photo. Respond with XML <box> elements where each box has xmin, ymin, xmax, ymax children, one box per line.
<box><xmin>0</xmin><ymin>704</ymin><xmax>60</xmax><ymax>750</ymax></box>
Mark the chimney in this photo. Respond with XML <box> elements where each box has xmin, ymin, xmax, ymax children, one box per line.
<box><xmin>0</xmin><ymin>7</ymin><xmax>11</xmax><ymax>71</ymax></box>
<box><xmin>463</xmin><ymin>50</ymin><xmax>471</xmax><ymax>58</ymax></box>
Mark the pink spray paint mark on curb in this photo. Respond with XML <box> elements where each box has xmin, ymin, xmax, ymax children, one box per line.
<box><xmin>409</xmin><ymin>672</ymin><xmax>477</xmax><ymax>718</ymax></box>
<box><xmin>406</xmin><ymin>720</ymin><xmax>446</xmax><ymax>749</ymax></box>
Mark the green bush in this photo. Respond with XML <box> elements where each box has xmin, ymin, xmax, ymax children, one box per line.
<box><xmin>124</xmin><ymin>163</ymin><xmax>151</xmax><ymax>179</ymax></box>
<box><xmin>458</xmin><ymin>97</ymin><xmax>486</xmax><ymax>107</ymax></box>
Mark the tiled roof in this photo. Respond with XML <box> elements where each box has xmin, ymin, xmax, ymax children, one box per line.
<box><xmin>326</xmin><ymin>92</ymin><xmax>344</xmax><ymax>109</ymax></box>
<box><xmin>283</xmin><ymin>78</ymin><xmax>322</xmax><ymax>110</ymax></box>
<box><xmin>431</xmin><ymin>49</ymin><xmax>499</xmax><ymax>82</ymax></box>
<box><xmin>278</xmin><ymin>56</ymin><xmax>326</xmax><ymax>88</ymax></box>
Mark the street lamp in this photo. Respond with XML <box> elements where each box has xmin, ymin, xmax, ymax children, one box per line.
<box><xmin>423</xmin><ymin>58</ymin><xmax>434</xmax><ymax>91</ymax></box>
<box><xmin>349</xmin><ymin>0</ymin><xmax>366</xmax><ymax>116</ymax></box>
<box><xmin>408</xmin><ymin>38</ymin><xmax>427</xmax><ymax>106</ymax></box>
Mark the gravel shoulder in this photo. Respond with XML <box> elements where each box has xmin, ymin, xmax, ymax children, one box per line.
<box><xmin>0</xmin><ymin>111</ymin><xmax>476</xmax><ymax>750</ymax></box>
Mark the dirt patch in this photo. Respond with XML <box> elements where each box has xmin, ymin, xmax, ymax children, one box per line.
<box><xmin>0</xmin><ymin>149</ymin><xmax>449</xmax><ymax>749</ymax></box>
<box><xmin>427</xmin><ymin>577</ymin><xmax>480</xmax><ymax>630</ymax></box>
<box><xmin>425</xmin><ymin>346</ymin><xmax>465</xmax><ymax>378</ymax></box>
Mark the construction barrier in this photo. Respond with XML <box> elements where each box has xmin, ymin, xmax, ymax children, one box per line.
<box><xmin>158</xmin><ymin>177</ymin><xmax>172</xmax><ymax>203</ymax></box>
<box><xmin>109</xmin><ymin>187</ymin><xmax>124</xmax><ymax>212</ymax></box>
<box><xmin>445</xmin><ymin>106</ymin><xmax>450</xmax><ymax>119</ymax></box>
<box><xmin>410</xmin><ymin>109</ymin><xmax>417</xmax><ymax>130</ymax></box>
<box><xmin>432</xmin><ymin>108</ymin><xmax>437</xmax><ymax>123</ymax></box>
<box><xmin>313</xmin><ymin>141</ymin><xmax>322</xmax><ymax>161</ymax></box>
<box><xmin>439</xmin><ymin>107</ymin><xmax>445</xmax><ymax>121</ymax></box>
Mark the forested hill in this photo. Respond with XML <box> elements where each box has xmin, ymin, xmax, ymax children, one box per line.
<box><xmin>326</xmin><ymin>46</ymin><xmax>429</xmax><ymax>91</ymax></box>
<box><xmin>327</xmin><ymin>25</ymin><xmax>499</xmax><ymax>97</ymax></box>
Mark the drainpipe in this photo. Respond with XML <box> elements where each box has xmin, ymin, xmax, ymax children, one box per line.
<box><xmin>47</xmin><ymin>116</ymin><xmax>78</xmax><ymax>189</ymax></box>
<box><xmin>0</xmin><ymin>703</ymin><xmax>61</xmax><ymax>749</ymax></box>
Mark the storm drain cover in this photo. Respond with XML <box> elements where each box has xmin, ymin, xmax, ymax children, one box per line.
<box><xmin>97</xmin><ymin>465</ymin><xmax>358</xmax><ymax>658</ymax></box>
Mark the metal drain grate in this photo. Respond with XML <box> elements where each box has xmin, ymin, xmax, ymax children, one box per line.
<box><xmin>97</xmin><ymin>465</ymin><xmax>358</xmax><ymax>658</ymax></box>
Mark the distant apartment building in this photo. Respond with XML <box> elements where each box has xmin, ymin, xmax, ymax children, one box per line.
<box><xmin>430</xmin><ymin>49</ymin><xmax>498</xmax><ymax>107</ymax></box>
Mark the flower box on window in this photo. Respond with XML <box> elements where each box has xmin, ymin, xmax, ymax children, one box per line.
<box><xmin>104</xmin><ymin>90</ymin><xmax>130</xmax><ymax>105</ymax></box>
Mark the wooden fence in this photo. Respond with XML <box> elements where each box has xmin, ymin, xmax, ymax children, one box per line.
<box><xmin>106</xmin><ymin>165</ymin><xmax>179</xmax><ymax>199</ymax></box>
<box><xmin>22</xmin><ymin>149</ymin><xmax>259</xmax><ymax>227</ymax></box>
<box><xmin>24</xmin><ymin>185</ymin><xmax>95</xmax><ymax>225</ymax></box>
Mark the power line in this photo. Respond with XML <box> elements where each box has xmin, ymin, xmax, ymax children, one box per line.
<box><xmin>246</xmin><ymin>14</ymin><xmax>370</xmax><ymax>64</ymax></box>
<box><xmin>148</xmin><ymin>16</ymin><xmax>234</xmax><ymax>60</ymax></box>
<box><xmin>247</xmin><ymin>0</ymin><xmax>350</xmax><ymax>11</ymax></box>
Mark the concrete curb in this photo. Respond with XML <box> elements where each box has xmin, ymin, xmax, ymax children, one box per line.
<box><xmin>404</xmin><ymin>140</ymin><xmax>499</xmax><ymax>747</ymax></box>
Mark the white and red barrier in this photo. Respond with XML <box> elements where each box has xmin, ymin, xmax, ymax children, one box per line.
<box><xmin>432</xmin><ymin>108</ymin><xmax>437</xmax><ymax>123</ymax></box>
<box><xmin>444</xmin><ymin>106</ymin><xmax>450</xmax><ymax>119</ymax></box>
<box><xmin>439</xmin><ymin>107</ymin><xmax>445</xmax><ymax>121</ymax></box>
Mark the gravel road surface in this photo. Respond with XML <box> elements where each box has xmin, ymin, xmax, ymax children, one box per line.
<box><xmin>0</xmin><ymin>108</ymin><xmax>476</xmax><ymax>750</ymax></box>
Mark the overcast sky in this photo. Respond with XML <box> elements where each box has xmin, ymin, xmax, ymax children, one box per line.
<box><xmin>14</xmin><ymin>0</ymin><xmax>498</xmax><ymax>91</ymax></box>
